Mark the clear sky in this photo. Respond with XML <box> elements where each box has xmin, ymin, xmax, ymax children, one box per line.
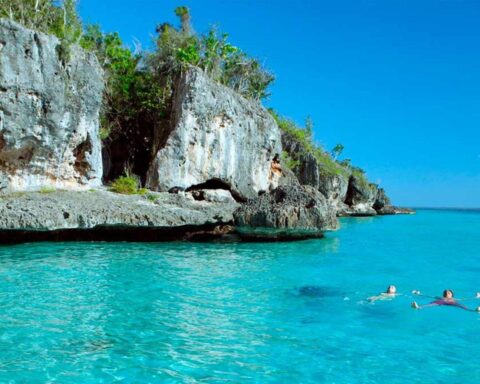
<box><xmin>79</xmin><ymin>0</ymin><xmax>480</xmax><ymax>208</ymax></box>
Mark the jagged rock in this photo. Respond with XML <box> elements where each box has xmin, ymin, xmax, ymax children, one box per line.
<box><xmin>282</xmin><ymin>133</ymin><xmax>320</xmax><ymax>188</ymax></box>
<box><xmin>146</xmin><ymin>67</ymin><xmax>282</xmax><ymax>199</ymax></box>
<box><xmin>281</xmin><ymin>132</ymin><xmax>351</xmax><ymax>214</ymax></box>
<box><xmin>317</xmin><ymin>173</ymin><xmax>350</xmax><ymax>213</ymax></box>
<box><xmin>373</xmin><ymin>188</ymin><xmax>391</xmax><ymax>211</ymax></box>
<box><xmin>188</xmin><ymin>189</ymin><xmax>236</xmax><ymax>204</ymax></box>
<box><xmin>0</xmin><ymin>190</ymin><xmax>238</xmax><ymax>231</ymax></box>
<box><xmin>344</xmin><ymin>175</ymin><xmax>378</xmax><ymax>216</ymax></box>
<box><xmin>233</xmin><ymin>185</ymin><xmax>338</xmax><ymax>240</ymax></box>
<box><xmin>278</xmin><ymin>166</ymin><xmax>301</xmax><ymax>187</ymax></box>
<box><xmin>377</xmin><ymin>206</ymin><xmax>415</xmax><ymax>215</ymax></box>
<box><xmin>0</xmin><ymin>19</ymin><xmax>103</xmax><ymax>192</ymax></box>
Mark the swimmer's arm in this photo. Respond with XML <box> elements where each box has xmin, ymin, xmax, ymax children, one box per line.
<box><xmin>411</xmin><ymin>301</ymin><xmax>440</xmax><ymax>309</ymax></box>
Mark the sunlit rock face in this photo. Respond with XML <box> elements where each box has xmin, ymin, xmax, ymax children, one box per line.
<box><xmin>233</xmin><ymin>184</ymin><xmax>339</xmax><ymax>240</ymax></box>
<box><xmin>281</xmin><ymin>132</ymin><xmax>350</xmax><ymax>214</ymax></box>
<box><xmin>146</xmin><ymin>67</ymin><xmax>282</xmax><ymax>200</ymax></box>
<box><xmin>341</xmin><ymin>175</ymin><xmax>379</xmax><ymax>216</ymax></box>
<box><xmin>0</xmin><ymin>19</ymin><xmax>103</xmax><ymax>192</ymax></box>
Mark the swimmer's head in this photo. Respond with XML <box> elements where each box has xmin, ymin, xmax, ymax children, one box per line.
<box><xmin>443</xmin><ymin>289</ymin><xmax>454</xmax><ymax>299</ymax></box>
<box><xmin>386</xmin><ymin>285</ymin><xmax>397</xmax><ymax>294</ymax></box>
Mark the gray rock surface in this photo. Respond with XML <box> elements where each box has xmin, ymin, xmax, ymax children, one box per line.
<box><xmin>0</xmin><ymin>190</ymin><xmax>238</xmax><ymax>231</ymax></box>
<box><xmin>0</xmin><ymin>19</ymin><xmax>103</xmax><ymax>192</ymax></box>
<box><xmin>373</xmin><ymin>188</ymin><xmax>391</xmax><ymax>211</ymax></box>
<box><xmin>377</xmin><ymin>205</ymin><xmax>415</xmax><ymax>215</ymax></box>
<box><xmin>281</xmin><ymin>132</ymin><xmax>351</xmax><ymax>214</ymax></box>
<box><xmin>234</xmin><ymin>185</ymin><xmax>338</xmax><ymax>239</ymax></box>
<box><xmin>189</xmin><ymin>189</ymin><xmax>236</xmax><ymax>204</ymax></box>
<box><xmin>146</xmin><ymin>67</ymin><xmax>282</xmax><ymax>199</ymax></box>
<box><xmin>317</xmin><ymin>173</ymin><xmax>350</xmax><ymax>213</ymax></box>
<box><xmin>343</xmin><ymin>176</ymin><xmax>378</xmax><ymax>216</ymax></box>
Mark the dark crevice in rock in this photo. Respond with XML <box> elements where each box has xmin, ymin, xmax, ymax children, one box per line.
<box><xmin>344</xmin><ymin>176</ymin><xmax>356</xmax><ymax>207</ymax></box>
<box><xmin>0</xmin><ymin>224</ymin><xmax>232</xmax><ymax>244</ymax></box>
<box><xmin>101</xmin><ymin>109</ymin><xmax>170</xmax><ymax>185</ymax></box>
<box><xmin>73</xmin><ymin>135</ymin><xmax>92</xmax><ymax>177</ymax></box>
<box><xmin>185</xmin><ymin>178</ymin><xmax>246</xmax><ymax>203</ymax></box>
<box><xmin>101</xmin><ymin>74</ymin><xmax>180</xmax><ymax>185</ymax></box>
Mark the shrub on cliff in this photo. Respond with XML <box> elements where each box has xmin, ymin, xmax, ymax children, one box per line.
<box><xmin>110</xmin><ymin>175</ymin><xmax>148</xmax><ymax>195</ymax></box>
<box><xmin>1</xmin><ymin>0</ymin><xmax>82</xmax><ymax>62</ymax></box>
<box><xmin>150</xmin><ymin>7</ymin><xmax>274</xmax><ymax>101</ymax></box>
<box><xmin>270</xmin><ymin>110</ymin><xmax>349</xmax><ymax>178</ymax></box>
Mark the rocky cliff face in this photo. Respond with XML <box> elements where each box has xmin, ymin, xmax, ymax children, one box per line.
<box><xmin>281</xmin><ymin>132</ymin><xmax>402</xmax><ymax>216</ymax></box>
<box><xmin>146</xmin><ymin>67</ymin><xmax>282</xmax><ymax>200</ymax></box>
<box><xmin>234</xmin><ymin>184</ymin><xmax>338</xmax><ymax>240</ymax></box>
<box><xmin>0</xmin><ymin>20</ymin><xmax>103</xmax><ymax>192</ymax></box>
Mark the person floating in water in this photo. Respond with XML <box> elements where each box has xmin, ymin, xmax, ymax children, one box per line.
<box><xmin>411</xmin><ymin>289</ymin><xmax>480</xmax><ymax>312</ymax></box>
<box><xmin>367</xmin><ymin>285</ymin><xmax>399</xmax><ymax>302</ymax></box>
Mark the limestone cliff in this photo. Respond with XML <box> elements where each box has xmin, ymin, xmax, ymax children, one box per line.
<box><xmin>0</xmin><ymin>20</ymin><xmax>411</xmax><ymax>243</ymax></box>
<box><xmin>0</xmin><ymin>20</ymin><xmax>103</xmax><ymax>192</ymax></box>
<box><xmin>281</xmin><ymin>132</ymin><xmax>408</xmax><ymax>216</ymax></box>
<box><xmin>146</xmin><ymin>67</ymin><xmax>282</xmax><ymax>200</ymax></box>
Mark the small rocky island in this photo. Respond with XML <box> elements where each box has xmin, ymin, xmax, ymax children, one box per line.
<box><xmin>0</xmin><ymin>17</ymin><xmax>412</xmax><ymax>243</ymax></box>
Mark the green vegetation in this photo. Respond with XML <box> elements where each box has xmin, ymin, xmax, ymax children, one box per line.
<box><xmin>1</xmin><ymin>0</ymin><xmax>82</xmax><ymax>63</ymax></box>
<box><xmin>151</xmin><ymin>7</ymin><xmax>274</xmax><ymax>100</ymax></box>
<box><xmin>145</xmin><ymin>193</ymin><xmax>158</xmax><ymax>202</ymax></box>
<box><xmin>281</xmin><ymin>151</ymin><xmax>300</xmax><ymax>171</ymax></box>
<box><xmin>2</xmin><ymin>2</ymin><xmax>373</xmax><ymax>188</ymax></box>
<box><xmin>39</xmin><ymin>186</ymin><xmax>56</xmax><ymax>194</ymax></box>
<box><xmin>331</xmin><ymin>144</ymin><xmax>344</xmax><ymax>160</ymax></box>
<box><xmin>270</xmin><ymin>110</ymin><xmax>349</xmax><ymax>178</ymax></box>
<box><xmin>350</xmin><ymin>167</ymin><xmax>372</xmax><ymax>190</ymax></box>
<box><xmin>3</xmin><ymin>3</ymin><xmax>273</xmax><ymax>143</ymax></box>
<box><xmin>109</xmin><ymin>175</ymin><xmax>147</xmax><ymax>195</ymax></box>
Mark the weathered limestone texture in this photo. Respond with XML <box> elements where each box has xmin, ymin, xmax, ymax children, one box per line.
<box><xmin>234</xmin><ymin>184</ymin><xmax>338</xmax><ymax>240</ymax></box>
<box><xmin>0</xmin><ymin>190</ymin><xmax>237</xmax><ymax>231</ymax></box>
<box><xmin>146</xmin><ymin>67</ymin><xmax>282</xmax><ymax>199</ymax></box>
<box><xmin>0</xmin><ymin>19</ymin><xmax>103</xmax><ymax>192</ymax></box>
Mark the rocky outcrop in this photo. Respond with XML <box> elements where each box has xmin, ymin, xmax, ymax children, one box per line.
<box><xmin>280</xmin><ymin>132</ymin><xmax>413</xmax><ymax>216</ymax></box>
<box><xmin>377</xmin><ymin>205</ymin><xmax>415</xmax><ymax>215</ymax></box>
<box><xmin>373</xmin><ymin>188</ymin><xmax>390</xmax><ymax>211</ymax></box>
<box><xmin>146</xmin><ymin>67</ymin><xmax>282</xmax><ymax>200</ymax></box>
<box><xmin>341</xmin><ymin>175</ymin><xmax>378</xmax><ymax>216</ymax></box>
<box><xmin>317</xmin><ymin>173</ymin><xmax>350</xmax><ymax>213</ymax></box>
<box><xmin>0</xmin><ymin>190</ymin><xmax>237</xmax><ymax>231</ymax></box>
<box><xmin>0</xmin><ymin>19</ymin><xmax>103</xmax><ymax>192</ymax></box>
<box><xmin>234</xmin><ymin>185</ymin><xmax>338</xmax><ymax>240</ymax></box>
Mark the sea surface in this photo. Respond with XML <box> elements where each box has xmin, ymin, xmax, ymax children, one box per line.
<box><xmin>0</xmin><ymin>209</ymin><xmax>479</xmax><ymax>383</ymax></box>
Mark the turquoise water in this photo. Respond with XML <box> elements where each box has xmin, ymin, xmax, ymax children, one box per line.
<box><xmin>0</xmin><ymin>210</ymin><xmax>479</xmax><ymax>383</ymax></box>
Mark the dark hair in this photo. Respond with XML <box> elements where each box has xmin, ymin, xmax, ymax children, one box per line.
<box><xmin>443</xmin><ymin>289</ymin><xmax>454</xmax><ymax>298</ymax></box>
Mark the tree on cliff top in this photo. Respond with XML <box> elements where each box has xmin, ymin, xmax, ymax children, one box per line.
<box><xmin>1</xmin><ymin>0</ymin><xmax>82</xmax><ymax>62</ymax></box>
<box><xmin>150</xmin><ymin>6</ymin><xmax>274</xmax><ymax>101</ymax></box>
<box><xmin>1</xmin><ymin>0</ymin><xmax>81</xmax><ymax>42</ymax></box>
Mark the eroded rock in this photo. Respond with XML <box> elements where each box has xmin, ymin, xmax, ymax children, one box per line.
<box><xmin>146</xmin><ymin>67</ymin><xmax>282</xmax><ymax>199</ymax></box>
<box><xmin>0</xmin><ymin>190</ymin><xmax>238</xmax><ymax>231</ymax></box>
<box><xmin>234</xmin><ymin>184</ymin><xmax>338</xmax><ymax>240</ymax></box>
<box><xmin>0</xmin><ymin>19</ymin><xmax>103</xmax><ymax>192</ymax></box>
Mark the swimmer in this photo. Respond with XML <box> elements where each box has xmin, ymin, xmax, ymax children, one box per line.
<box><xmin>411</xmin><ymin>289</ymin><xmax>480</xmax><ymax>312</ymax></box>
<box><xmin>367</xmin><ymin>285</ymin><xmax>399</xmax><ymax>302</ymax></box>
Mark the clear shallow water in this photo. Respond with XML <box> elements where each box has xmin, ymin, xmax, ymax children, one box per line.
<box><xmin>0</xmin><ymin>210</ymin><xmax>479</xmax><ymax>383</ymax></box>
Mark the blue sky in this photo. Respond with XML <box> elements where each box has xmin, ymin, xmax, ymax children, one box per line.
<box><xmin>79</xmin><ymin>0</ymin><xmax>480</xmax><ymax>208</ymax></box>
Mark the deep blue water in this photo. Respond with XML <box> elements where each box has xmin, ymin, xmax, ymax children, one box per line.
<box><xmin>0</xmin><ymin>209</ymin><xmax>479</xmax><ymax>383</ymax></box>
